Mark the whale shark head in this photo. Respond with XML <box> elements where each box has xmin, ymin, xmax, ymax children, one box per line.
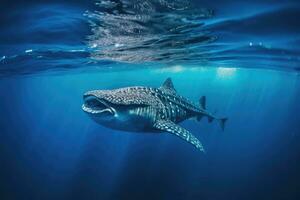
<box><xmin>82</xmin><ymin>90</ymin><xmax>119</xmax><ymax>124</ymax></box>
<box><xmin>82</xmin><ymin>87</ymin><xmax>159</xmax><ymax>131</ymax></box>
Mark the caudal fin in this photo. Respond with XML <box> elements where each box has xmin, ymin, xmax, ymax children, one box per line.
<box><xmin>219</xmin><ymin>118</ymin><xmax>228</xmax><ymax>131</ymax></box>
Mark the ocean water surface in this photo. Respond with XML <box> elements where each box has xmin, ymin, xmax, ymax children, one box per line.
<box><xmin>1</xmin><ymin>0</ymin><xmax>300</xmax><ymax>200</ymax></box>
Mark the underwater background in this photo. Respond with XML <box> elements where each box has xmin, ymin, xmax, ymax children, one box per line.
<box><xmin>1</xmin><ymin>0</ymin><xmax>300</xmax><ymax>199</ymax></box>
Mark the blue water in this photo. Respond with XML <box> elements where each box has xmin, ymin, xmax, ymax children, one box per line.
<box><xmin>1</xmin><ymin>1</ymin><xmax>300</xmax><ymax>200</ymax></box>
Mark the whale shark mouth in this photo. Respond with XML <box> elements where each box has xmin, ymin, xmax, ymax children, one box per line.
<box><xmin>82</xmin><ymin>95</ymin><xmax>115</xmax><ymax>115</ymax></box>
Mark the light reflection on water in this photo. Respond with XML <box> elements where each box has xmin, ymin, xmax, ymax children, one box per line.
<box><xmin>0</xmin><ymin>0</ymin><xmax>300</xmax><ymax>76</ymax></box>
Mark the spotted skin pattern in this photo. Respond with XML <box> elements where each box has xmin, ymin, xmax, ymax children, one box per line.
<box><xmin>154</xmin><ymin>120</ymin><xmax>205</xmax><ymax>152</ymax></box>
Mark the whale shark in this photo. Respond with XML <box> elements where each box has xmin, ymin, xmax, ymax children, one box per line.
<box><xmin>82</xmin><ymin>78</ymin><xmax>227</xmax><ymax>152</ymax></box>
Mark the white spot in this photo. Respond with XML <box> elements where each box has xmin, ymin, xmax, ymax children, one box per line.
<box><xmin>249</xmin><ymin>42</ymin><xmax>253</xmax><ymax>46</ymax></box>
<box><xmin>91</xmin><ymin>43</ymin><xmax>98</xmax><ymax>48</ymax></box>
<box><xmin>114</xmin><ymin>43</ymin><xmax>123</xmax><ymax>48</ymax></box>
<box><xmin>70</xmin><ymin>49</ymin><xmax>85</xmax><ymax>52</ymax></box>
<box><xmin>25</xmin><ymin>49</ymin><xmax>33</xmax><ymax>53</ymax></box>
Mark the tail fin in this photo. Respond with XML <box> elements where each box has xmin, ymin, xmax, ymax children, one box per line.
<box><xmin>199</xmin><ymin>96</ymin><xmax>206</xmax><ymax>109</ymax></box>
<box><xmin>219</xmin><ymin>118</ymin><xmax>228</xmax><ymax>131</ymax></box>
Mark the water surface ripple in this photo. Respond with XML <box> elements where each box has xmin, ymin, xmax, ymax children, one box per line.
<box><xmin>0</xmin><ymin>0</ymin><xmax>300</xmax><ymax>76</ymax></box>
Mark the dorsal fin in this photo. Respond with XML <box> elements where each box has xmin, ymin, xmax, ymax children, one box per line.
<box><xmin>199</xmin><ymin>96</ymin><xmax>206</xmax><ymax>109</ymax></box>
<box><xmin>161</xmin><ymin>77</ymin><xmax>176</xmax><ymax>92</ymax></box>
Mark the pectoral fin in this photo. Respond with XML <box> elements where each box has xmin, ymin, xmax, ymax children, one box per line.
<box><xmin>154</xmin><ymin>120</ymin><xmax>205</xmax><ymax>152</ymax></box>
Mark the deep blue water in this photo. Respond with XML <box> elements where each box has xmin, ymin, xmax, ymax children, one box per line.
<box><xmin>1</xmin><ymin>1</ymin><xmax>300</xmax><ymax>200</ymax></box>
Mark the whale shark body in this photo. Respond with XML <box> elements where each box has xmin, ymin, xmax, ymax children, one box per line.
<box><xmin>82</xmin><ymin>78</ymin><xmax>227</xmax><ymax>152</ymax></box>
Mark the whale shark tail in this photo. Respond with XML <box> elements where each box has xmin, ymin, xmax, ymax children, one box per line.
<box><xmin>197</xmin><ymin>96</ymin><xmax>228</xmax><ymax>131</ymax></box>
<box><xmin>206</xmin><ymin>117</ymin><xmax>228</xmax><ymax>131</ymax></box>
<box><xmin>219</xmin><ymin>118</ymin><xmax>228</xmax><ymax>131</ymax></box>
<box><xmin>198</xmin><ymin>115</ymin><xmax>228</xmax><ymax>131</ymax></box>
